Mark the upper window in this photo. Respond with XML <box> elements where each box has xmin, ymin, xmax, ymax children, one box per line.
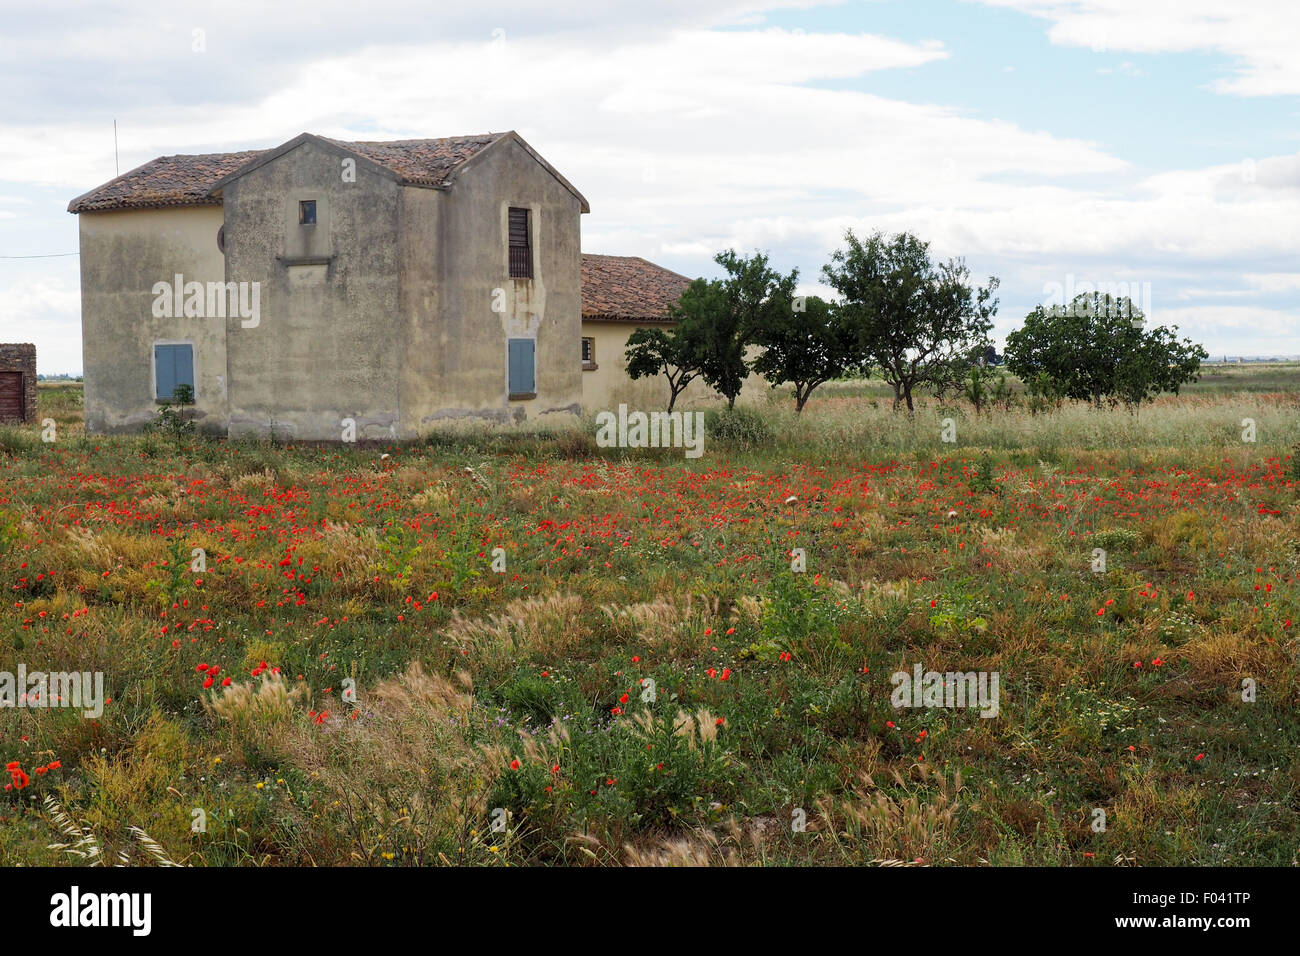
<box><xmin>508</xmin><ymin>207</ymin><xmax>531</xmax><ymax>278</ymax></box>
<box><xmin>581</xmin><ymin>337</ymin><xmax>596</xmax><ymax>368</ymax></box>
<box><xmin>299</xmin><ymin>200</ymin><xmax>317</xmax><ymax>225</ymax></box>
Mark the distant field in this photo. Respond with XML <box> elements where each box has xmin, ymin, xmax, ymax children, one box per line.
<box><xmin>819</xmin><ymin>360</ymin><xmax>1300</xmax><ymax>401</ymax></box>
<box><xmin>0</xmin><ymin>374</ymin><xmax>1297</xmax><ymax>866</ymax></box>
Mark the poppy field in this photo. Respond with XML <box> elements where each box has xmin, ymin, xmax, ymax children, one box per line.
<box><xmin>1</xmin><ymin>375</ymin><xmax>1298</xmax><ymax>867</ymax></box>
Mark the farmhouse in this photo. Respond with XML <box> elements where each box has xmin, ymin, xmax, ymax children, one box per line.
<box><xmin>68</xmin><ymin>131</ymin><xmax>703</xmax><ymax>438</ymax></box>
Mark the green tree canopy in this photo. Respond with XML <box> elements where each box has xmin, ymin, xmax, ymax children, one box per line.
<box><xmin>700</xmin><ymin>250</ymin><xmax>799</xmax><ymax>409</ymax></box>
<box><xmin>748</xmin><ymin>294</ymin><xmax>861</xmax><ymax>413</ymax></box>
<box><xmin>822</xmin><ymin>230</ymin><xmax>998</xmax><ymax>412</ymax></box>
<box><xmin>1004</xmin><ymin>292</ymin><xmax>1207</xmax><ymax>409</ymax></box>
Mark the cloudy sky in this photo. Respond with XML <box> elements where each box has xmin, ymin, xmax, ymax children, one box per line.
<box><xmin>2</xmin><ymin>0</ymin><xmax>1298</xmax><ymax>373</ymax></box>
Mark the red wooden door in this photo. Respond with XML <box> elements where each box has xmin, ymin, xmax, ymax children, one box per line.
<box><xmin>0</xmin><ymin>371</ymin><xmax>24</xmax><ymax>422</ymax></box>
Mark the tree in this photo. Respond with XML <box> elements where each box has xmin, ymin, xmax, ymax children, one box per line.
<box><xmin>1004</xmin><ymin>292</ymin><xmax>1207</xmax><ymax>410</ymax></box>
<box><xmin>749</xmin><ymin>294</ymin><xmax>861</xmax><ymax>413</ymax></box>
<box><xmin>702</xmin><ymin>250</ymin><xmax>799</xmax><ymax>409</ymax></box>
<box><xmin>624</xmin><ymin>319</ymin><xmax>704</xmax><ymax>413</ymax></box>
<box><xmin>961</xmin><ymin>362</ymin><xmax>1013</xmax><ymax>415</ymax></box>
<box><xmin>822</xmin><ymin>230</ymin><xmax>999</xmax><ymax>413</ymax></box>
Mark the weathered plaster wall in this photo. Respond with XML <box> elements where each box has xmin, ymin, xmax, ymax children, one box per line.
<box><xmin>222</xmin><ymin>140</ymin><xmax>402</xmax><ymax>440</ymax></box>
<box><xmin>78</xmin><ymin>207</ymin><xmax>228</xmax><ymax>433</ymax></box>
<box><xmin>405</xmin><ymin>138</ymin><xmax>584</xmax><ymax>430</ymax></box>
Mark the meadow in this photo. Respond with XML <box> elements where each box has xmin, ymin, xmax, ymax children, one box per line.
<box><xmin>1</xmin><ymin>367</ymin><xmax>1297</xmax><ymax>866</ymax></box>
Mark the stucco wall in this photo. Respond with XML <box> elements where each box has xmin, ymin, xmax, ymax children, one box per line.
<box><xmin>78</xmin><ymin>207</ymin><xmax>228</xmax><ymax>433</ymax></box>
<box><xmin>407</xmin><ymin>138</ymin><xmax>584</xmax><ymax>429</ymax></box>
<box><xmin>221</xmin><ymin>140</ymin><xmax>402</xmax><ymax>440</ymax></box>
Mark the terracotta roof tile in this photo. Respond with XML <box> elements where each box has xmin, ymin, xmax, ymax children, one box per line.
<box><xmin>68</xmin><ymin>134</ymin><xmax>503</xmax><ymax>213</ymax></box>
<box><xmin>581</xmin><ymin>253</ymin><xmax>692</xmax><ymax>322</ymax></box>
<box><xmin>322</xmin><ymin>134</ymin><xmax>500</xmax><ymax>186</ymax></box>
<box><xmin>67</xmin><ymin>151</ymin><xmax>265</xmax><ymax>213</ymax></box>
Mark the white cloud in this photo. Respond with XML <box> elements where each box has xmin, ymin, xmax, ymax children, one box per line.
<box><xmin>973</xmin><ymin>0</ymin><xmax>1300</xmax><ymax>95</ymax></box>
<box><xmin>0</xmin><ymin>277</ymin><xmax>82</xmax><ymax>373</ymax></box>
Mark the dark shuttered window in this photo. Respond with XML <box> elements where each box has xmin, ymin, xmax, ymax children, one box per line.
<box><xmin>508</xmin><ymin>207</ymin><xmax>532</xmax><ymax>278</ymax></box>
<box><xmin>508</xmin><ymin>338</ymin><xmax>535</xmax><ymax>397</ymax></box>
<box><xmin>154</xmin><ymin>344</ymin><xmax>195</xmax><ymax>401</ymax></box>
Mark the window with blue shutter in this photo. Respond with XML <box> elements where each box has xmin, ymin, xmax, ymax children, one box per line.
<box><xmin>507</xmin><ymin>338</ymin><xmax>535</xmax><ymax>397</ymax></box>
<box><xmin>154</xmin><ymin>344</ymin><xmax>195</xmax><ymax>401</ymax></box>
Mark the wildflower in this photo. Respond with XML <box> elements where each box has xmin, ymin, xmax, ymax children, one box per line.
<box><xmin>509</xmin><ymin>759</ymin><xmax>520</xmax><ymax>770</ymax></box>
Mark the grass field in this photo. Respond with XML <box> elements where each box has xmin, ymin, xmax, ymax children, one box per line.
<box><xmin>1</xmin><ymin>369</ymin><xmax>1298</xmax><ymax>866</ymax></box>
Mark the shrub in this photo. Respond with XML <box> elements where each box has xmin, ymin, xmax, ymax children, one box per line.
<box><xmin>704</xmin><ymin>407</ymin><xmax>773</xmax><ymax>447</ymax></box>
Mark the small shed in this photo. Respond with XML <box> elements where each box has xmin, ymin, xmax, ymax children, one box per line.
<box><xmin>0</xmin><ymin>344</ymin><xmax>36</xmax><ymax>424</ymax></box>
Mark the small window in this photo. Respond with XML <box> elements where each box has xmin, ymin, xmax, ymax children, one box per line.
<box><xmin>154</xmin><ymin>344</ymin><xmax>195</xmax><ymax>402</ymax></box>
<box><xmin>299</xmin><ymin>200</ymin><xmax>317</xmax><ymax>225</ymax></box>
<box><xmin>508</xmin><ymin>338</ymin><xmax>535</xmax><ymax>398</ymax></box>
<box><xmin>508</xmin><ymin>207</ymin><xmax>531</xmax><ymax>278</ymax></box>
<box><xmin>581</xmin><ymin>337</ymin><xmax>596</xmax><ymax>369</ymax></box>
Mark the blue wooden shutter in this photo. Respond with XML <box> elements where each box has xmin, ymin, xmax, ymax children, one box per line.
<box><xmin>155</xmin><ymin>344</ymin><xmax>195</xmax><ymax>400</ymax></box>
<box><xmin>508</xmin><ymin>338</ymin><xmax>535</xmax><ymax>395</ymax></box>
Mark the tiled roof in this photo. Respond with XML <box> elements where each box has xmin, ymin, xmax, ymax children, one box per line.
<box><xmin>320</xmin><ymin>134</ymin><xmax>501</xmax><ymax>186</ymax></box>
<box><xmin>68</xmin><ymin>134</ymin><xmax>505</xmax><ymax>213</ymax></box>
<box><xmin>581</xmin><ymin>253</ymin><xmax>692</xmax><ymax>322</ymax></box>
<box><xmin>67</xmin><ymin>151</ymin><xmax>265</xmax><ymax>213</ymax></box>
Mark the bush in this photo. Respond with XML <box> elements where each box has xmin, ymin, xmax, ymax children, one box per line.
<box><xmin>704</xmin><ymin>407</ymin><xmax>773</xmax><ymax>447</ymax></box>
